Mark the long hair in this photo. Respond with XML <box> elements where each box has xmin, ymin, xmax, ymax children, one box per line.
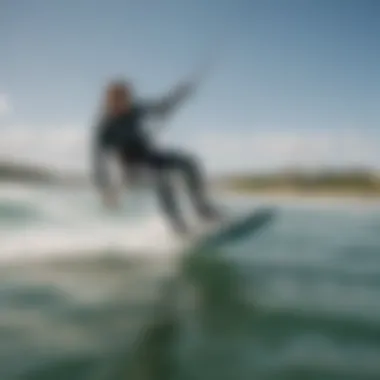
<box><xmin>101</xmin><ymin>79</ymin><xmax>133</xmax><ymax>117</ymax></box>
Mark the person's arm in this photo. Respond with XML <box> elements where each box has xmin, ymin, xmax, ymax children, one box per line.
<box><xmin>92</xmin><ymin>123</ymin><xmax>121</xmax><ymax>209</ymax></box>
<box><xmin>92</xmin><ymin>121</ymin><xmax>108</xmax><ymax>189</ymax></box>
<box><xmin>140</xmin><ymin>80</ymin><xmax>196</xmax><ymax>118</ymax></box>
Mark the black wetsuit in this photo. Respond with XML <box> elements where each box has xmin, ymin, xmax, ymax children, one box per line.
<box><xmin>93</xmin><ymin>86</ymin><xmax>217</xmax><ymax>232</ymax></box>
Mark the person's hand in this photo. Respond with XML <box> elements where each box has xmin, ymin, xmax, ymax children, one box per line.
<box><xmin>101</xmin><ymin>187</ymin><xmax>120</xmax><ymax>210</ymax></box>
<box><xmin>175</xmin><ymin>80</ymin><xmax>195</xmax><ymax>97</ymax></box>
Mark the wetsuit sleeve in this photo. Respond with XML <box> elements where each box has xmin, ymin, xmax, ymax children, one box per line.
<box><xmin>92</xmin><ymin>120</ymin><xmax>111</xmax><ymax>190</ymax></box>
<box><xmin>139</xmin><ymin>81</ymin><xmax>195</xmax><ymax>118</ymax></box>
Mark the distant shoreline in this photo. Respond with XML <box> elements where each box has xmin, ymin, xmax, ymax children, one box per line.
<box><xmin>213</xmin><ymin>183</ymin><xmax>380</xmax><ymax>200</ymax></box>
<box><xmin>1</xmin><ymin>161</ymin><xmax>379</xmax><ymax>202</ymax></box>
<box><xmin>221</xmin><ymin>187</ymin><xmax>379</xmax><ymax>196</ymax></box>
<box><xmin>215</xmin><ymin>171</ymin><xmax>380</xmax><ymax>202</ymax></box>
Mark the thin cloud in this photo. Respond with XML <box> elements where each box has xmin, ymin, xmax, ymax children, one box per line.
<box><xmin>0</xmin><ymin>94</ymin><xmax>11</xmax><ymax>117</ymax></box>
<box><xmin>0</xmin><ymin>125</ymin><xmax>89</xmax><ymax>173</ymax></box>
<box><xmin>163</xmin><ymin>129</ymin><xmax>380</xmax><ymax>173</ymax></box>
<box><xmin>0</xmin><ymin>125</ymin><xmax>378</xmax><ymax>175</ymax></box>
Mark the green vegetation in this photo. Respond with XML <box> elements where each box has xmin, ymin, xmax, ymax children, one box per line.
<box><xmin>219</xmin><ymin>169</ymin><xmax>380</xmax><ymax>197</ymax></box>
<box><xmin>1</xmin><ymin>161</ymin><xmax>379</xmax><ymax>197</ymax></box>
<box><xmin>0</xmin><ymin>162</ymin><xmax>86</xmax><ymax>186</ymax></box>
<box><xmin>0</xmin><ymin>162</ymin><xmax>55</xmax><ymax>183</ymax></box>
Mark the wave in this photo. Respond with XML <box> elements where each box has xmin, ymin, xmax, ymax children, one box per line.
<box><xmin>0</xmin><ymin>216</ymin><xmax>186</xmax><ymax>263</ymax></box>
<box><xmin>0</xmin><ymin>185</ymin><xmax>188</xmax><ymax>263</ymax></box>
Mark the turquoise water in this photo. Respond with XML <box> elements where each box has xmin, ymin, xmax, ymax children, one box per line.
<box><xmin>0</xmin><ymin>184</ymin><xmax>379</xmax><ymax>380</ymax></box>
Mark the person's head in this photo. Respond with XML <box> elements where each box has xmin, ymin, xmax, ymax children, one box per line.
<box><xmin>104</xmin><ymin>80</ymin><xmax>133</xmax><ymax>116</ymax></box>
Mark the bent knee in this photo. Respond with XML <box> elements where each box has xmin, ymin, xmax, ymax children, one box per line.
<box><xmin>173</xmin><ymin>151</ymin><xmax>199</xmax><ymax>170</ymax></box>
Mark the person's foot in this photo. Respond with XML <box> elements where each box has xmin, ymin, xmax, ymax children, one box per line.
<box><xmin>198</xmin><ymin>204</ymin><xmax>224</xmax><ymax>223</ymax></box>
<box><xmin>171</xmin><ymin>218</ymin><xmax>190</xmax><ymax>237</ymax></box>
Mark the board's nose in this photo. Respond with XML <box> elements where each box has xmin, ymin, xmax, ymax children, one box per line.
<box><xmin>193</xmin><ymin>206</ymin><xmax>277</xmax><ymax>251</ymax></box>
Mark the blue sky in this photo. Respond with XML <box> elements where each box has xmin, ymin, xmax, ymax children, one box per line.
<box><xmin>0</xmin><ymin>0</ymin><xmax>379</xmax><ymax>173</ymax></box>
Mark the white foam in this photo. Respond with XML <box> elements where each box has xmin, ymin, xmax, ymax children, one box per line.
<box><xmin>0</xmin><ymin>185</ymin><xmax>190</xmax><ymax>263</ymax></box>
<box><xmin>0</xmin><ymin>215</ymin><xmax>188</xmax><ymax>262</ymax></box>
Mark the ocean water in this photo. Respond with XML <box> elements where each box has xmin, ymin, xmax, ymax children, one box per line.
<box><xmin>0</xmin><ymin>183</ymin><xmax>379</xmax><ymax>380</ymax></box>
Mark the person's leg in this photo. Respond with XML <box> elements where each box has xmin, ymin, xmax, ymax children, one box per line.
<box><xmin>147</xmin><ymin>149</ymin><xmax>220</xmax><ymax>221</ymax></box>
<box><xmin>122</xmin><ymin>151</ymin><xmax>188</xmax><ymax>234</ymax></box>
<box><xmin>154</xmin><ymin>168</ymin><xmax>188</xmax><ymax>234</ymax></box>
<box><xmin>120</xmin><ymin>152</ymin><xmax>144</xmax><ymax>186</ymax></box>
<box><xmin>123</xmin><ymin>162</ymin><xmax>141</xmax><ymax>186</ymax></box>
